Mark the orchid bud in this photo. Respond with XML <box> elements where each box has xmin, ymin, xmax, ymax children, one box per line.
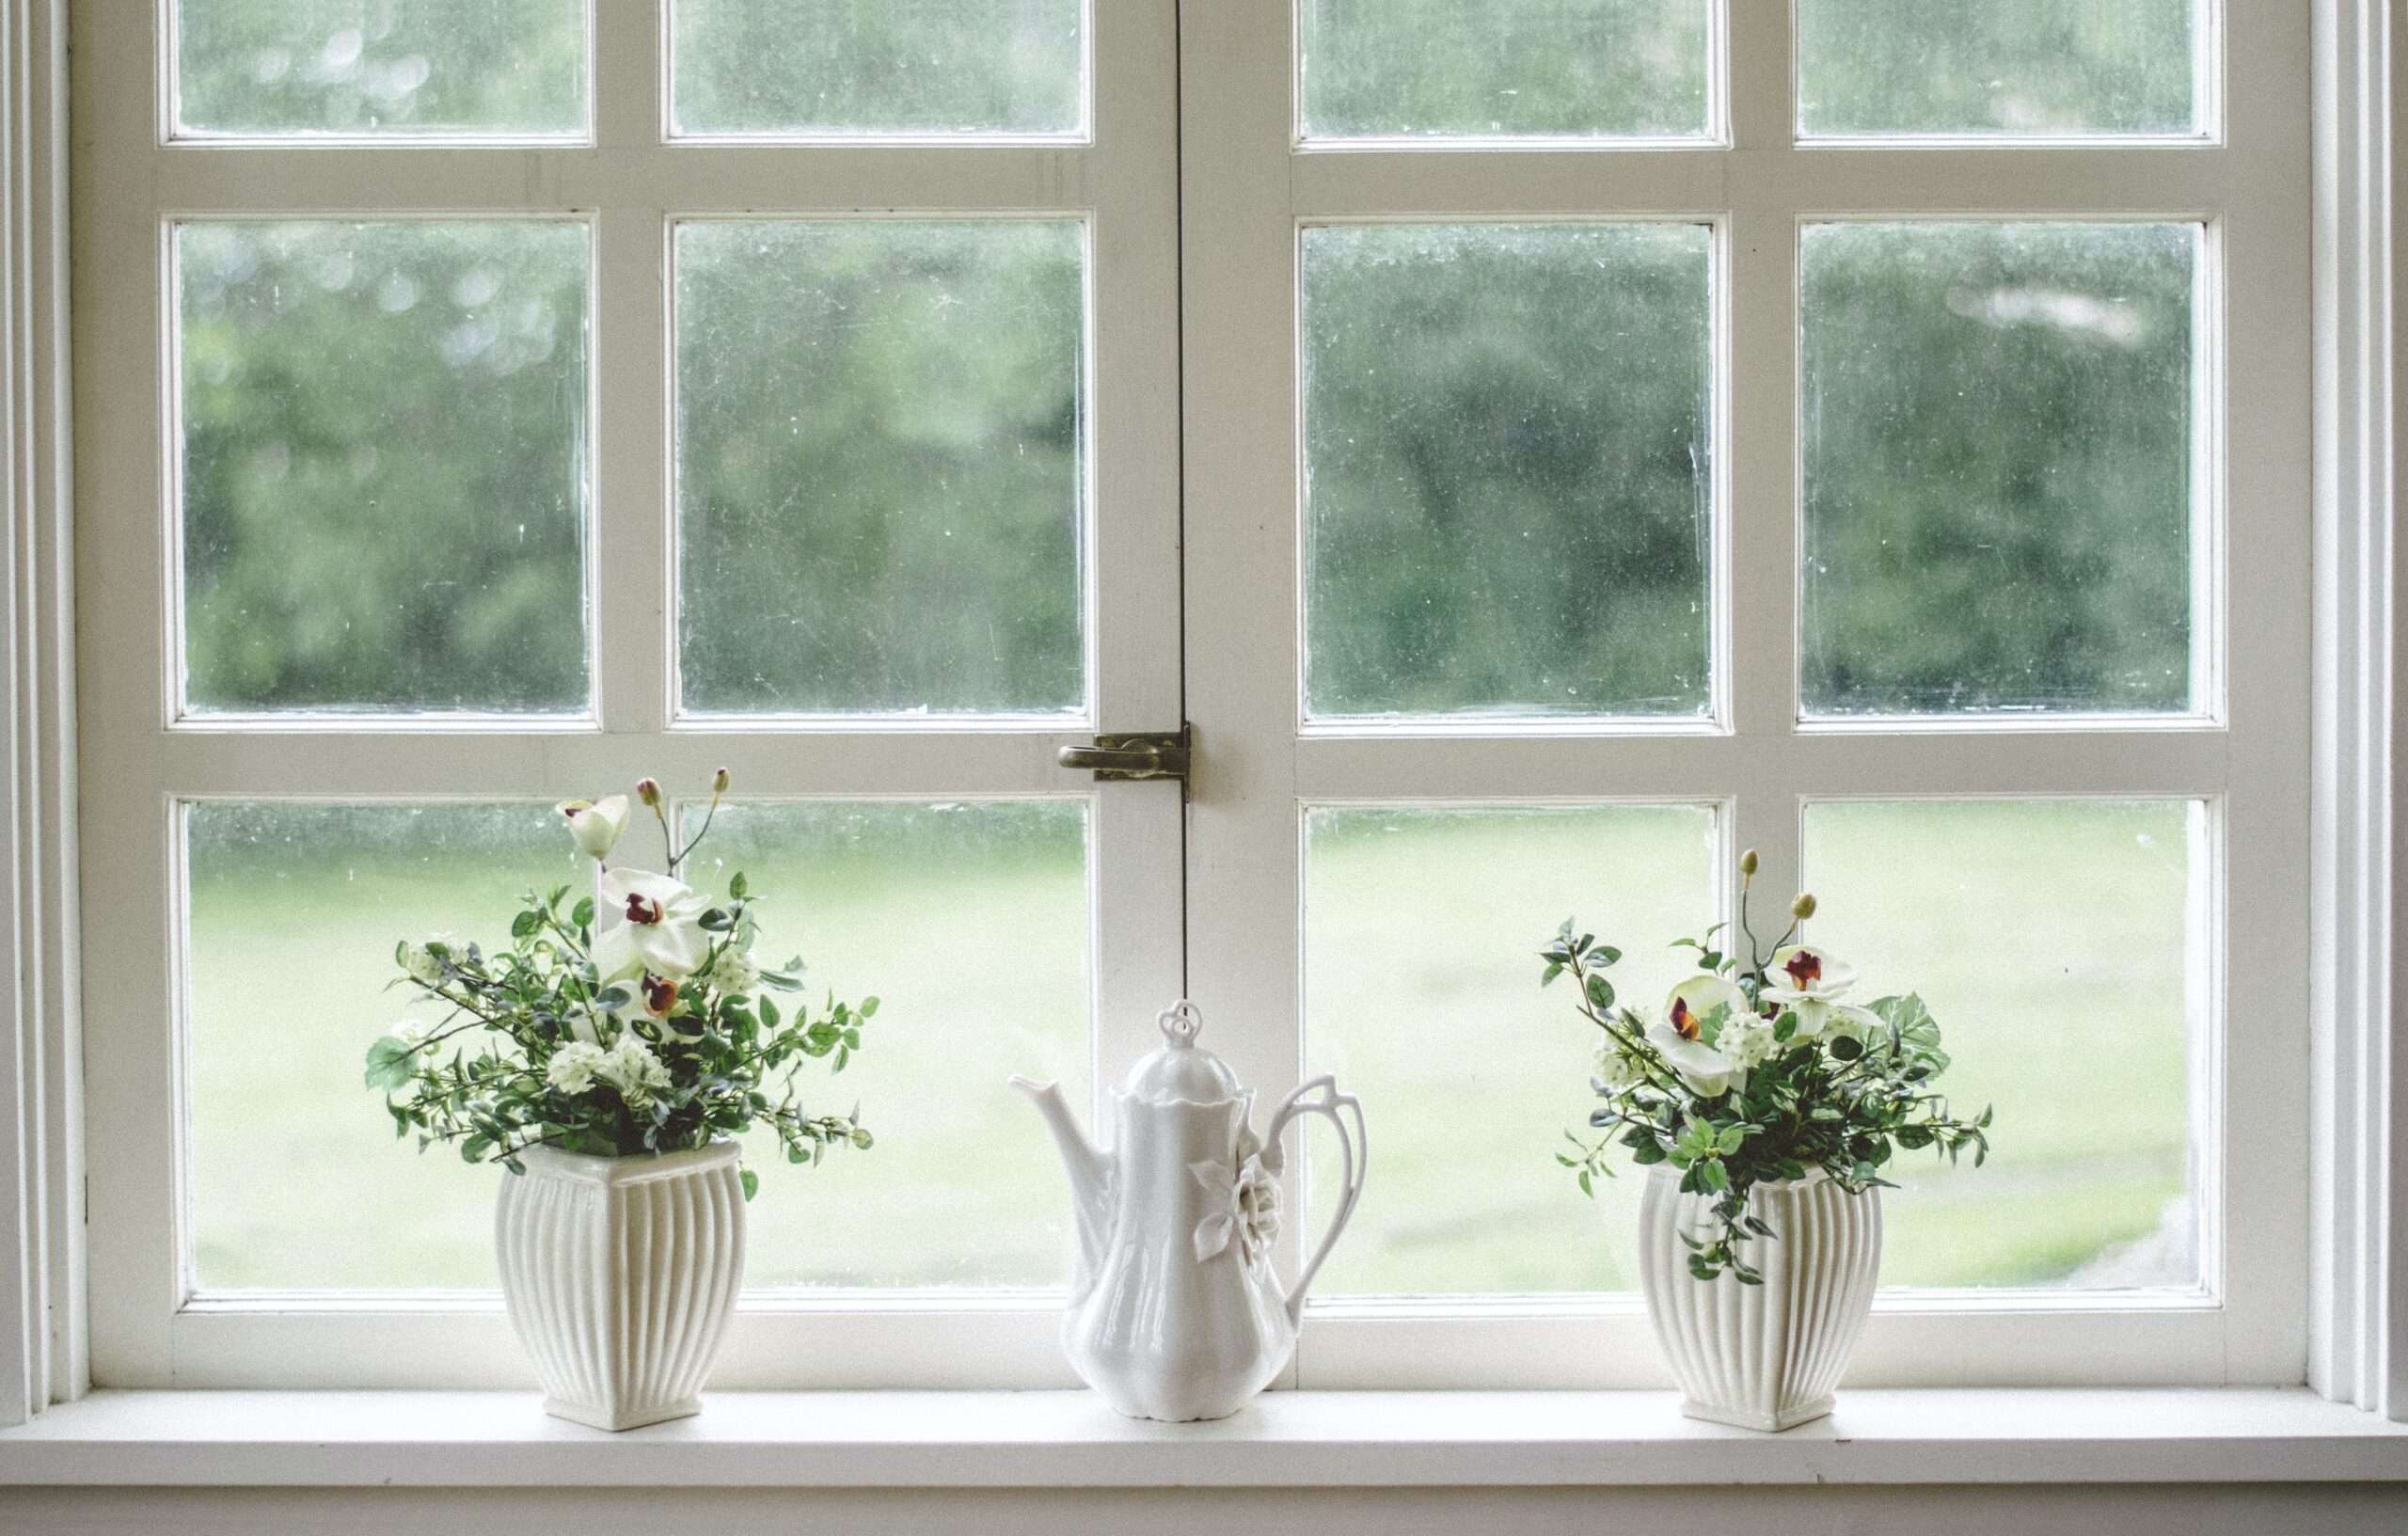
<box><xmin>1791</xmin><ymin>893</ymin><xmax>1817</xmax><ymax>920</ymax></box>
<box><xmin>712</xmin><ymin>766</ymin><xmax>732</xmax><ymax>796</ymax></box>
<box><xmin>635</xmin><ymin>777</ymin><xmax>661</xmax><ymax>808</ymax></box>
<box><xmin>1738</xmin><ymin>847</ymin><xmax>1759</xmax><ymax>879</ymax></box>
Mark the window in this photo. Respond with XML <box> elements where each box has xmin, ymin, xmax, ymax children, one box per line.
<box><xmin>73</xmin><ymin>0</ymin><xmax>2307</xmax><ymax>1390</ymax></box>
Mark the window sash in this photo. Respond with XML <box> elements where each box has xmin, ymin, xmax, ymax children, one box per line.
<box><xmin>67</xmin><ymin>0</ymin><xmax>2314</xmax><ymax>1390</ymax></box>
<box><xmin>1181</xmin><ymin>0</ymin><xmax>2307</xmax><ymax>1386</ymax></box>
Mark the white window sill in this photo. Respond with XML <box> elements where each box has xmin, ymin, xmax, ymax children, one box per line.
<box><xmin>1</xmin><ymin>1388</ymin><xmax>2404</xmax><ymax>1488</ymax></box>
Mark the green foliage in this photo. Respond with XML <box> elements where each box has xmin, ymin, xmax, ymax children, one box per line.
<box><xmin>1539</xmin><ymin>879</ymin><xmax>1992</xmax><ymax>1284</ymax></box>
<box><xmin>369</xmin><ymin>815</ymin><xmax>876</xmax><ymax>1195</ymax></box>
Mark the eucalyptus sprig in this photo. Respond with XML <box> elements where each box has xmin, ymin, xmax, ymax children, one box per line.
<box><xmin>1541</xmin><ymin>852</ymin><xmax>1990</xmax><ymax>1283</ymax></box>
<box><xmin>366</xmin><ymin>772</ymin><xmax>878</xmax><ymax>1201</ymax></box>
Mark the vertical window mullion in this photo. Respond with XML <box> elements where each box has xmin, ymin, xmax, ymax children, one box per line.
<box><xmin>591</xmin><ymin>2</ymin><xmax>670</xmax><ymax>733</ymax></box>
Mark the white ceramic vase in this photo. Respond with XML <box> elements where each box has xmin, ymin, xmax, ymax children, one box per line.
<box><xmin>1638</xmin><ymin>1165</ymin><xmax>1881</xmax><ymax>1432</ymax></box>
<box><xmin>495</xmin><ymin>1139</ymin><xmax>746</xmax><ymax>1431</ymax></box>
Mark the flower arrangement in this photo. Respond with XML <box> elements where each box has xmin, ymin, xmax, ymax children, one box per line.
<box><xmin>366</xmin><ymin>770</ymin><xmax>877</xmax><ymax>1199</ymax></box>
<box><xmin>1541</xmin><ymin>849</ymin><xmax>1990</xmax><ymax>1283</ymax></box>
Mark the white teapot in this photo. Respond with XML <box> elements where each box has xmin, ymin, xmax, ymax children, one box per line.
<box><xmin>1011</xmin><ymin>1001</ymin><xmax>1368</xmax><ymax>1421</ymax></box>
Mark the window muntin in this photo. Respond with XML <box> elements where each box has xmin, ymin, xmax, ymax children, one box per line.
<box><xmin>172</xmin><ymin>0</ymin><xmax>591</xmax><ymax>140</ymax></box>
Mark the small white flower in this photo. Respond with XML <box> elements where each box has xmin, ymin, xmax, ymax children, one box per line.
<box><xmin>384</xmin><ymin>1017</ymin><xmax>435</xmax><ymax>1049</ymax></box>
<box><xmin>556</xmin><ymin>795</ymin><xmax>630</xmax><ymax>862</ymax></box>
<box><xmin>1722</xmin><ymin>1014</ymin><xmax>1782</xmax><ymax>1070</ymax></box>
<box><xmin>400</xmin><ymin>935</ymin><xmax>458</xmax><ymax>987</ymax></box>
<box><xmin>599</xmin><ymin>1034</ymin><xmax>671</xmax><ymax>1101</ymax></box>
<box><xmin>547</xmin><ymin>1041</ymin><xmax>607</xmax><ymax>1095</ymax></box>
<box><xmin>1593</xmin><ymin>1041</ymin><xmax>1643</xmax><ymax>1090</ymax></box>
<box><xmin>700</xmin><ymin>949</ymin><xmax>762</xmax><ymax>999</ymax></box>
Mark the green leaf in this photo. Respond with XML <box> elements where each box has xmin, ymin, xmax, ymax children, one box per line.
<box><xmin>729</xmin><ymin>871</ymin><xmax>749</xmax><ymax>900</ymax></box>
<box><xmin>571</xmin><ymin>896</ymin><xmax>595</xmax><ymax>928</ymax></box>
<box><xmin>364</xmin><ymin>1036</ymin><xmax>419</xmax><ymax>1091</ymax></box>
<box><xmin>511</xmin><ymin>909</ymin><xmax>540</xmax><ymax>940</ymax></box>
<box><xmin>1583</xmin><ymin>974</ymin><xmax>1616</xmax><ymax>1011</ymax></box>
<box><xmin>759</xmin><ymin>996</ymin><xmax>780</xmax><ymax>1030</ymax></box>
<box><xmin>859</xmin><ymin>996</ymin><xmax>879</xmax><ymax>1018</ymax></box>
<box><xmin>1716</xmin><ymin>1125</ymin><xmax>1747</xmax><ymax>1155</ymax></box>
<box><xmin>1592</xmin><ymin>946</ymin><xmax>1622</xmax><ymax>967</ymax></box>
<box><xmin>739</xmin><ymin>1167</ymin><xmax>759</xmax><ymax>1201</ymax></box>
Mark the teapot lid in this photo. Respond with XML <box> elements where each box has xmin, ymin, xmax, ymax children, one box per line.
<box><xmin>1121</xmin><ymin>1001</ymin><xmax>1244</xmax><ymax>1103</ymax></box>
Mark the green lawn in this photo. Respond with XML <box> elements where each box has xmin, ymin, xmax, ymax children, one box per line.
<box><xmin>186</xmin><ymin>799</ymin><xmax>2200</xmax><ymax>1296</ymax></box>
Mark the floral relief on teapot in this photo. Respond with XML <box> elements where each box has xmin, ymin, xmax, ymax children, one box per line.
<box><xmin>1012</xmin><ymin>1001</ymin><xmax>1368</xmax><ymax>1422</ymax></box>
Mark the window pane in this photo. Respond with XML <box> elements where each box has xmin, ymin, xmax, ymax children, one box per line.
<box><xmin>186</xmin><ymin>797</ymin><xmax>1090</xmax><ymax>1291</ymax></box>
<box><xmin>175</xmin><ymin>0</ymin><xmax>586</xmax><ymax>137</ymax></box>
<box><xmin>1299</xmin><ymin>0</ymin><xmax>1710</xmax><ymax>139</ymax></box>
<box><xmin>186</xmin><ymin>801</ymin><xmax>585</xmax><ymax>1290</ymax></box>
<box><xmin>1798</xmin><ymin>0</ymin><xmax>2200</xmax><ymax>137</ymax></box>
<box><xmin>1303</xmin><ymin>803</ymin><xmax>1717</xmax><ymax>1294</ymax></box>
<box><xmin>178</xmin><ymin>222</ymin><xmax>591</xmax><ymax>715</ymax></box>
<box><xmin>680</xmin><ymin>800</ymin><xmax>1090</xmax><ymax>1287</ymax></box>
<box><xmin>1802</xmin><ymin>800</ymin><xmax>2205</xmax><ymax>1291</ymax></box>
<box><xmin>1302</xmin><ymin>224</ymin><xmax>1713</xmax><ymax>721</ymax></box>
<box><xmin>672</xmin><ymin>0</ymin><xmax>1085</xmax><ymax>137</ymax></box>
<box><xmin>1800</xmin><ymin>223</ymin><xmax>2198</xmax><ymax>718</ymax></box>
<box><xmin>675</xmin><ymin>221</ymin><xmax>1085</xmax><ymax>717</ymax></box>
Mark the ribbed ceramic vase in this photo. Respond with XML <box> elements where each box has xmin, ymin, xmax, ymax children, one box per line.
<box><xmin>1638</xmin><ymin>1165</ymin><xmax>1881</xmax><ymax>1432</ymax></box>
<box><xmin>495</xmin><ymin>1140</ymin><xmax>747</xmax><ymax>1431</ymax></box>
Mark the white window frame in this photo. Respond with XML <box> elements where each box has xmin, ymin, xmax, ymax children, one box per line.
<box><xmin>1183</xmin><ymin>0</ymin><xmax>2308</xmax><ymax>1388</ymax></box>
<box><xmin>63</xmin><ymin>0</ymin><xmax>1187</xmax><ymax>1389</ymax></box>
<box><xmin>4</xmin><ymin>0</ymin><xmax>2403</xmax><ymax>1417</ymax></box>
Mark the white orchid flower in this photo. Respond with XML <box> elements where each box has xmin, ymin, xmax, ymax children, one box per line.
<box><xmin>592</xmin><ymin>868</ymin><xmax>711</xmax><ymax>982</ymax></box>
<box><xmin>1646</xmin><ymin>1020</ymin><xmax>1745</xmax><ymax>1098</ymax></box>
<box><xmin>556</xmin><ymin>795</ymin><xmax>630</xmax><ymax>862</ymax></box>
<box><xmin>1760</xmin><ymin>945</ymin><xmax>1871</xmax><ymax>1040</ymax></box>
<box><xmin>1664</xmin><ymin>974</ymin><xmax>1750</xmax><ymax>1042</ymax></box>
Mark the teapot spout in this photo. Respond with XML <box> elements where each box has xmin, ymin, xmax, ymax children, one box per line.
<box><xmin>1010</xmin><ymin>1076</ymin><xmax>1114</xmax><ymax>1274</ymax></box>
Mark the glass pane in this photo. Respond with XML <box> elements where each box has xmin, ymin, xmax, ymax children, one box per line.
<box><xmin>1303</xmin><ymin>803</ymin><xmax>1717</xmax><ymax>1294</ymax></box>
<box><xmin>1800</xmin><ymin>222</ymin><xmax>2198</xmax><ymax>717</ymax></box>
<box><xmin>186</xmin><ymin>801</ymin><xmax>585</xmax><ymax>1290</ymax></box>
<box><xmin>1302</xmin><ymin>224</ymin><xmax>1713</xmax><ymax>721</ymax></box>
<box><xmin>672</xmin><ymin>0</ymin><xmax>1085</xmax><ymax>137</ymax></box>
<box><xmin>679</xmin><ymin>800</ymin><xmax>1091</xmax><ymax>1287</ymax></box>
<box><xmin>1798</xmin><ymin>0</ymin><xmax>2200</xmax><ymax>138</ymax></box>
<box><xmin>185</xmin><ymin>797</ymin><xmax>1090</xmax><ymax>1291</ymax></box>
<box><xmin>675</xmin><ymin>221</ymin><xmax>1085</xmax><ymax>716</ymax></box>
<box><xmin>175</xmin><ymin>0</ymin><xmax>586</xmax><ymax>137</ymax></box>
<box><xmin>1803</xmin><ymin>800</ymin><xmax>2205</xmax><ymax>1291</ymax></box>
<box><xmin>1299</xmin><ymin>0</ymin><xmax>1710</xmax><ymax>140</ymax></box>
<box><xmin>178</xmin><ymin>222</ymin><xmax>591</xmax><ymax>715</ymax></box>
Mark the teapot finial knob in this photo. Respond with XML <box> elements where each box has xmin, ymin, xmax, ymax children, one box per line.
<box><xmin>1156</xmin><ymin>999</ymin><xmax>1204</xmax><ymax>1049</ymax></box>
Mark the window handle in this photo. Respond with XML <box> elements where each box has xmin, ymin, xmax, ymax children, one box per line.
<box><xmin>1058</xmin><ymin>725</ymin><xmax>1192</xmax><ymax>784</ymax></box>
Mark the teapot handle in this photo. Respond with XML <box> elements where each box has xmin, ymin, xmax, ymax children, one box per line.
<box><xmin>1264</xmin><ymin>1075</ymin><xmax>1368</xmax><ymax>1328</ymax></box>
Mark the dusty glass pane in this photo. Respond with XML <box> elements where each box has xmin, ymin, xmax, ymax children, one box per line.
<box><xmin>672</xmin><ymin>0</ymin><xmax>1084</xmax><ymax>137</ymax></box>
<box><xmin>186</xmin><ymin>797</ymin><xmax>1090</xmax><ymax>1291</ymax></box>
<box><xmin>1299</xmin><ymin>0</ymin><xmax>1709</xmax><ymax>139</ymax></box>
<box><xmin>186</xmin><ymin>801</ymin><xmax>586</xmax><ymax>1290</ymax></box>
<box><xmin>1803</xmin><ymin>800</ymin><xmax>2204</xmax><ymax>1291</ymax></box>
<box><xmin>1800</xmin><ymin>222</ymin><xmax>2197</xmax><ymax>717</ymax></box>
<box><xmin>675</xmin><ymin>221</ymin><xmax>1085</xmax><ymax>716</ymax></box>
<box><xmin>178</xmin><ymin>222</ymin><xmax>591</xmax><ymax>715</ymax></box>
<box><xmin>175</xmin><ymin>0</ymin><xmax>586</xmax><ymax>137</ymax></box>
<box><xmin>680</xmin><ymin>800</ymin><xmax>1090</xmax><ymax>1287</ymax></box>
<box><xmin>1303</xmin><ymin>804</ymin><xmax>1717</xmax><ymax>1294</ymax></box>
<box><xmin>1798</xmin><ymin>0</ymin><xmax>2200</xmax><ymax>137</ymax></box>
<box><xmin>1302</xmin><ymin>224</ymin><xmax>1713</xmax><ymax>720</ymax></box>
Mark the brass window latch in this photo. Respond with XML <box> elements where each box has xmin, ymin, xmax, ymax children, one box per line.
<box><xmin>1058</xmin><ymin>724</ymin><xmax>1192</xmax><ymax>785</ymax></box>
